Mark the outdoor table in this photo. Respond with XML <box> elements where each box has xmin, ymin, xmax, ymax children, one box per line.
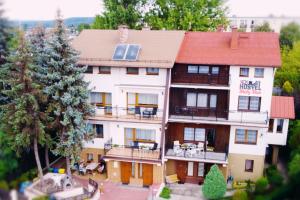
<box><xmin>86</xmin><ymin>162</ymin><xmax>99</xmax><ymax>174</ymax></box>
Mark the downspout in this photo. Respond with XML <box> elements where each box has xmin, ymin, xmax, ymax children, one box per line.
<box><xmin>160</xmin><ymin>68</ymin><xmax>171</xmax><ymax>163</ymax></box>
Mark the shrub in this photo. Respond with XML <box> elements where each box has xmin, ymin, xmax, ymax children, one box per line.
<box><xmin>159</xmin><ymin>187</ymin><xmax>171</xmax><ymax>199</ymax></box>
<box><xmin>202</xmin><ymin>164</ymin><xmax>227</xmax><ymax>199</ymax></box>
<box><xmin>0</xmin><ymin>180</ymin><xmax>9</xmax><ymax>191</ymax></box>
<box><xmin>266</xmin><ymin>165</ymin><xmax>283</xmax><ymax>187</ymax></box>
<box><xmin>255</xmin><ymin>177</ymin><xmax>268</xmax><ymax>194</ymax></box>
<box><xmin>233</xmin><ymin>189</ymin><xmax>248</xmax><ymax>200</ymax></box>
<box><xmin>32</xmin><ymin>196</ymin><xmax>50</xmax><ymax>200</ymax></box>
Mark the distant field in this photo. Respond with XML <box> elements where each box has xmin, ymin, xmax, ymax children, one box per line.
<box><xmin>10</xmin><ymin>17</ymin><xmax>95</xmax><ymax>29</ymax></box>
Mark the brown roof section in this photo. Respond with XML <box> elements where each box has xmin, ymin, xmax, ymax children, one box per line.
<box><xmin>176</xmin><ymin>31</ymin><xmax>281</xmax><ymax>67</ymax></box>
<box><xmin>72</xmin><ymin>29</ymin><xmax>185</xmax><ymax>68</ymax></box>
<box><xmin>270</xmin><ymin>96</ymin><xmax>295</xmax><ymax>119</ymax></box>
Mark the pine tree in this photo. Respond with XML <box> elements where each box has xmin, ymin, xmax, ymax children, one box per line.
<box><xmin>28</xmin><ymin>25</ymin><xmax>52</xmax><ymax>169</ymax></box>
<box><xmin>202</xmin><ymin>164</ymin><xmax>227</xmax><ymax>199</ymax></box>
<box><xmin>0</xmin><ymin>33</ymin><xmax>47</xmax><ymax>179</ymax></box>
<box><xmin>44</xmin><ymin>11</ymin><xmax>93</xmax><ymax>177</ymax></box>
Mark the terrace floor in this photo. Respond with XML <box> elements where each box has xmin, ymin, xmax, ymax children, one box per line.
<box><xmin>106</xmin><ymin>147</ymin><xmax>160</xmax><ymax>161</ymax></box>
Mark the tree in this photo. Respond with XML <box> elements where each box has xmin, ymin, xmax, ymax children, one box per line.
<box><xmin>77</xmin><ymin>23</ymin><xmax>91</xmax><ymax>33</ymax></box>
<box><xmin>202</xmin><ymin>164</ymin><xmax>226</xmax><ymax>199</ymax></box>
<box><xmin>279</xmin><ymin>22</ymin><xmax>300</xmax><ymax>49</ymax></box>
<box><xmin>288</xmin><ymin>154</ymin><xmax>300</xmax><ymax>177</ymax></box>
<box><xmin>282</xmin><ymin>81</ymin><xmax>294</xmax><ymax>95</ymax></box>
<box><xmin>253</xmin><ymin>22</ymin><xmax>273</xmax><ymax>32</ymax></box>
<box><xmin>0</xmin><ymin>1</ymin><xmax>10</xmax><ymax>65</ymax></box>
<box><xmin>145</xmin><ymin>0</ymin><xmax>228</xmax><ymax>31</ymax></box>
<box><xmin>44</xmin><ymin>12</ymin><xmax>93</xmax><ymax>177</ymax></box>
<box><xmin>0</xmin><ymin>33</ymin><xmax>47</xmax><ymax>179</ymax></box>
<box><xmin>275</xmin><ymin>41</ymin><xmax>300</xmax><ymax>91</ymax></box>
<box><xmin>92</xmin><ymin>0</ymin><xmax>146</xmax><ymax>29</ymax></box>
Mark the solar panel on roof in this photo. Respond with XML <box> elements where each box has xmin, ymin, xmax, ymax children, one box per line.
<box><xmin>112</xmin><ymin>44</ymin><xmax>128</xmax><ymax>60</ymax></box>
<box><xmin>125</xmin><ymin>45</ymin><xmax>140</xmax><ymax>61</ymax></box>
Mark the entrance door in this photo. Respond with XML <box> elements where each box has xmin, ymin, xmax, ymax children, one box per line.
<box><xmin>142</xmin><ymin>164</ymin><xmax>153</xmax><ymax>186</ymax></box>
<box><xmin>121</xmin><ymin>162</ymin><xmax>132</xmax><ymax>184</ymax></box>
<box><xmin>176</xmin><ymin>161</ymin><xmax>187</xmax><ymax>183</ymax></box>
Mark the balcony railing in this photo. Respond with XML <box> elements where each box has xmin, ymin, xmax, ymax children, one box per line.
<box><xmin>104</xmin><ymin>143</ymin><xmax>161</xmax><ymax>161</ymax></box>
<box><xmin>169</xmin><ymin>106</ymin><xmax>268</xmax><ymax>124</ymax></box>
<box><xmin>165</xmin><ymin>144</ymin><xmax>227</xmax><ymax>162</ymax></box>
<box><xmin>171</xmin><ymin>74</ymin><xmax>230</xmax><ymax>86</ymax></box>
<box><xmin>90</xmin><ymin>106</ymin><xmax>163</xmax><ymax>122</ymax></box>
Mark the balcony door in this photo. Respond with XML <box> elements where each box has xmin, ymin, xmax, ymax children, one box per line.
<box><xmin>127</xmin><ymin>93</ymin><xmax>158</xmax><ymax>114</ymax></box>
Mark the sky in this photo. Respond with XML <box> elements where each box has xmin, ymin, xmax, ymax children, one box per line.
<box><xmin>2</xmin><ymin>0</ymin><xmax>300</xmax><ymax>21</ymax></box>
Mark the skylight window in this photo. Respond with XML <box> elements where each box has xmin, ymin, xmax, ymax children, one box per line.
<box><xmin>112</xmin><ymin>44</ymin><xmax>141</xmax><ymax>61</ymax></box>
<box><xmin>125</xmin><ymin>45</ymin><xmax>140</xmax><ymax>61</ymax></box>
<box><xmin>112</xmin><ymin>44</ymin><xmax>128</xmax><ymax>60</ymax></box>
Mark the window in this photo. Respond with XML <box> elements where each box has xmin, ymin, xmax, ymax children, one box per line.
<box><xmin>127</xmin><ymin>93</ymin><xmax>158</xmax><ymax>114</ymax></box>
<box><xmin>235</xmin><ymin>129</ymin><xmax>257</xmax><ymax>144</ymax></box>
<box><xmin>240</xmin><ymin>68</ymin><xmax>249</xmax><ymax>77</ymax></box>
<box><xmin>146</xmin><ymin>68</ymin><xmax>159</xmax><ymax>75</ymax></box>
<box><xmin>90</xmin><ymin>92</ymin><xmax>112</xmax><ymax>114</ymax></box>
<box><xmin>268</xmin><ymin>119</ymin><xmax>274</xmax><ymax>132</ymax></box>
<box><xmin>210</xmin><ymin>94</ymin><xmax>217</xmax><ymax>108</ymax></box>
<box><xmin>188</xmin><ymin>65</ymin><xmax>198</xmax><ymax>74</ymax></box>
<box><xmin>187</xmin><ymin>162</ymin><xmax>194</xmax><ymax>176</ymax></box>
<box><xmin>254</xmin><ymin>68</ymin><xmax>264</xmax><ymax>78</ymax></box>
<box><xmin>184</xmin><ymin>127</ymin><xmax>205</xmax><ymax>142</ymax></box>
<box><xmin>87</xmin><ymin>124</ymin><xmax>104</xmax><ymax>138</ymax></box>
<box><xmin>245</xmin><ymin>160</ymin><xmax>254</xmax><ymax>172</ymax></box>
<box><xmin>198</xmin><ymin>163</ymin><xmax>205</xmax><ymax>177</ymax></box>
<box><xmin>85</xmin><ymin>66</ymin><xmax>93</xmax><ymax>74</ymax></box>
<box><xmin>87</xmin><ymin>153</ymin><xmax>93</xmax><ymax>161</ymax></box>
<box><xmin>124</xmin><ymin>128</ymin><xmax>156</xmax><ymax>145</ymax></box>
<box><xmin>211</xmin><ymin>67</ymin><xmax>219</xmax><ymax>75</ymax></box>
<box><xmin>187</xmin><ymin>93</ymin><xmax>197</xmax><ymax>107</ymax></box>
<box><xmin>113</xmin><ymin>44</ymin><xmax>128</xmax><ymax>60</ymax></box>
<box><xmin>277</xmin><ymin>119</ymin><xmax>284</xmax><ymax>133</ymax></box>
<box><xmin>99</xmin><ymin>66</ymin><xmax>111</xmax><ymax>74</ymax></box>
<box><xmin>125</xmin><ymin>45</ymin><xmax>140</xmax><ymax>61</ymax></box>
<box><xmin>197</xmin><ymin>93</ymin><xmax>208</xmax><ymax>107</ymax></box>
<box><xmin>238</xmin><ymin>96</ymin><xmax>261</xmax><ymax>111</ymax></box>
<box><xmin>112</xmin><ymin>44</ymin><xmax>141</xmax><ymax>61</ymax></box>
<box><xmin>199</xmin><ymin>66</ymin><xmax>209</xmax><ymax>74</ymax></box>
<box><xmin>126</xmin><ymin>67</ymin><xmax>139</xmax><ymax>74</ymax></box>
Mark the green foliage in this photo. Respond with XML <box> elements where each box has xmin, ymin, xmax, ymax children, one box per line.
<box><xmin>275</xmin><ymin>42</ymin><xmax>300</xmax><ymax>90</ymax></box>
<box><xmin>0</xmin><ymin>131</ymin><xmax>18</xmax><ymax>180</ymax></box>
<box><xmin>0</xmin><ymin>2</ymin><xmax>10</xmax><ymax>65</ymax></box>
<box><xmin>288</xmin><ymin>120</ymin><xmax>300</xmax><ymax>155</ymax></box>
<box><xmin>282</xmin><ymin>81</ymin><xmax>294</xmax><ymax>94</ymax></box>
<box><xmin>159</xmin><ymin>187</ymin><xmax>171</xmax><ymax>199</ymax></box>
<box><xmin>265</xmin><ymin>165</ymin><xmax>283</xmax><ymax>187</ymax></box>
<box><xmin>255</xmin><ymin>177</ymin><xmax>268</xmax><ymax>194</ymax></box>
<box><xmin>253</xmin><ymin>22</ymin><xmax>273</xmax><ymax>32</ymax></box>
<box><xmin>9</xmin><ymin>168</ymin><xmax>37</xmax><ymax>189</ymax></box>
<box><xmin>279</xmin><ymin>22</ymin><xmax>300</xmax><ymax>49</ymax></box>
<box><xmin>202</xmin><ymin>164</ymin><xmax>226</xmax><ymax>199</ymax></box>
<box><xmin>77</xmin><ymin>23</ymin><xmax>91</xmax><ymax>32</ymax></box>
<box><xmin>145</xmin><ymin>0</ymin><xmax>228</xmax><ymax>31</ymax></box>
<box><xmin>288</xmin><ymin>154</ymin><xmax>300</xmax><ymax>177</ymax></box>
<box><xmin>0</xmin><ymin>180</ymin><xmax>9</xmax><ymax>191</ymax></box>
<box><xmin>232</xmin><ymin>189</ymin><xmax>248</xmax><ymax>200</ymax></box>
<box><xmin>33</xmin><ymin>196</ymin><xmax>50</xmax><ymax>200</ymax></box>
<box><xmin>254</xmin><ymin>195</ymin><xmax>270</xmax><ymax>200</ymax></box>
<box><xmin>92</xmin><ymin>0</ymin><xmax>146</xmax><ymax>29</ymax></box>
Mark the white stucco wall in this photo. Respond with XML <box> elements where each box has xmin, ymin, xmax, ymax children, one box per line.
<box><xmin>266</xmin><ymin>118</ymin><xmax>289</xmax><ymax>146</ymax></box>
<box><xmin>228</xmin><ymin>66</ymin><xmax>274</xmax><ymax>125</ymax></box>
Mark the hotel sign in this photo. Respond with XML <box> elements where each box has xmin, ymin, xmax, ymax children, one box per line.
<box><xmin>240</xmin><ymin>80</ymin><xmax>261</xmax><ymax>95</ymax></box>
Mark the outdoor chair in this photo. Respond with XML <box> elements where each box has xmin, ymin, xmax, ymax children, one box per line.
<box><xmin>151</xmin><ymin>107</ymin><xmax>158</xmax><ymax>118</ymax></box>
<box><xmin>150</xmin><ymin>142</ymin><xmax>158</xmax><ymax>151</ymax></box>
<box><xmin>135</xmin><ymin>107</ymin><xmax>141</xmax><ymax>119</ymax></box>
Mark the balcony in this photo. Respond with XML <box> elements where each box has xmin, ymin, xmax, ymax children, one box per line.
<box><xmin>169</xmin><ymin>106</ymin><xmax>268</xmax><ymax>125</ymax></box>
<box><xmin>90</xmin><ymin>106</ymin><xmax>163</xmax><ymax>123</ymax></box>
<box><xmin>164</xmin><ymin>144</ymin><xmax>227</xmax><ymax>164</ymax></box>
<box><xmin>104</xmin><ymin>143</ymin><xmax>161</xmax><ymax>163</ymax></box>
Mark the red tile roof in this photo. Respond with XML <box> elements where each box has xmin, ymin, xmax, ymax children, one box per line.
<box><xmin>176</xmin><ymin>31</ymin><xmax>281</xmax><ymax>67</ymax></box>
<box><xmin>271</xmin><ymin>96</ymin><xmax>295</xmax><ymax>119</ymax></box>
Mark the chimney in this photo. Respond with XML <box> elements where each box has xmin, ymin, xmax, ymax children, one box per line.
<box><xmin>231</xmin><ymin>27</ymin><xmax>239</xmax><ymax>49</ymax></box>
<box><xmin>118</xmin><ymin>25</ymin><xmax>129</xmax><ymax>43</ymax></box>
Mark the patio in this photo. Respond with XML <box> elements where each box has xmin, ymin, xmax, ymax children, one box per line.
<box><xmin>165</xmin><ymin>149</ymin><xmax>227</xmax><ymax>162</ymax></box>
<box><xmin>105</xmin><ymin>146</ymin><xmax>161</xmax><ymax>160</ymax></box>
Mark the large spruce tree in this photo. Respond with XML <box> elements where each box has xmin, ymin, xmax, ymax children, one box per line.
<box><xmin>44</xmin><ymin>12</ymin><xmax>93</xmax><ymax>177</ymax></box>
<box><xmin>0</xmin><ymin>33</ymin><xmax>47</xmax><ymax>179</ymax></box>
<box><xmin>0</xmin><ymin>1</ymin><xmax>9</xmax><ymax>65</ymax></box>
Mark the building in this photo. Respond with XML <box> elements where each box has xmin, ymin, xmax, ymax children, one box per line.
<box><xmin>72</xmin><ymin>27</ymin><xmax>185</xmax><ymax>187</ymax></box>
<box><xmin>228</xmin><ymin>16</ymin><xmax>300</xmax><ymax>32</ymax></box>
<box><xmin>164</xmin><ymin>29</ymin><xmax>294</xmax><ymax>183</ymax></box>
<box><xmin>73</xmin><ymin>27</ymin><xmax>294</xmax><ymax>186</ymax></box>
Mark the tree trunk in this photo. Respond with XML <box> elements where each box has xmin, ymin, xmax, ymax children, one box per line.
<box><xmin>66</xmin><ymin>156</ymin><xmax>72</xmax><ymax>178</ymax></box>
<box><xmin>34</xmin><ymin>137</ymin><xmax>43</xmax><ymax>179</ymax></box>
<box><xmin>45</xmin><ymin>144</ymin><xmax>50</xmax><ymax>169</ymax></box>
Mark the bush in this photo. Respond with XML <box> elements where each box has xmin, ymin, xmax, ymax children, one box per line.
<box><xmin>232</xmin><ymin>189</ymin><xmax>248</xmax><ymax>200</ymax></box>
<box><xmin>159</xmin><ymin>187</ymin><xmax>171</xmax><ymax>199</ymax></box>
<box><xmin>266</xmin><ymin>165</ymin><xmax>283</xmax><ymax>187</ymax></box>
<box><xmin>255</xmin><ymin>177</ymin><xmax>268</xmax><ymax>194</ymax></box>
<box><xmin>0</xmin><ymin>180</ymin><xmax>9</xmax><ymax>191</ymax></box>
<box><xmin>202</xmin><ymin>164</ymin><xmax>227</xmax><ymax>199</ymax></box>
<box><xmin>32</xmin><ymin>196</ymin><xmax>50</xmax><ymax>200</ymax></box>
